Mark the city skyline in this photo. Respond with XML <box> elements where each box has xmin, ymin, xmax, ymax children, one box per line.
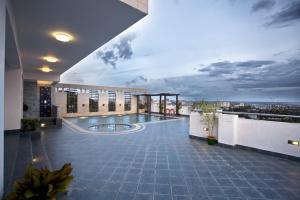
<box><xmin>62</xmin><ymin>0</ymin><xmax>300</xmax><ymax>102</ymax></box>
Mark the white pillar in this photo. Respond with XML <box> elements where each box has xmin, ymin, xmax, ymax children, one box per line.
<box><xmin>0</xmin><ymin>0</ymin><xmax>6</xmax><ymax>196</ymax></box>
<box><xmin>218</xmin><ymin>113</ymin><xmax>238</xmax><ymax>146</ymax></box>
<box><xmin>4</xmin><ymin>68</ymin><xmax>23</xmax><ymax>130</ymax></box>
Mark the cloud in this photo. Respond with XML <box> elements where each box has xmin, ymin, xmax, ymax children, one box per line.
<box><xmin>233</xmin><ymin>59</ymin><xmax>300</xmax><ymax>89</ymax></box>
<box><xmin>95</xmin><ymin>34</ymin><xmax>136</xmax><ymax>69</ymax></box>
<box><xmin>198</xmin><ymin>60</ymin><xmax>275</xmax><ymax>77</ymax></box>
<box><xmin>251</xmin><ymin>0</ymin><xmax>276</xmax><ymax>12</ymax></box>
<box><xmin>266</xmin><ymin>1</ymin><xmax>300</xmax><ymax>27</ymax></box>
<box><xmin>173</xmin><ymin>0</ymin><xmax>180</xmax><ymax>4</ymax></box>
<box><xmin>125</xmin><ymin>75</ymin><xmax>148</xmax><ymax>86</ymax></box>
<box><xmin>126</xmin><ymin>59</ymin><xmax>300</xmax><ymax>101</ymax></box>
<box><xmin>227</xmin><ymin>0</ymin><xmax>237</xmax><ymax>6</ymax></box>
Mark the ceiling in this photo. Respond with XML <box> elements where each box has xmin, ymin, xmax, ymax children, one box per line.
<box><xmin>8</xmin><ymin>0</ymin><xmax>147</xmax><ymax>79</ymax></box>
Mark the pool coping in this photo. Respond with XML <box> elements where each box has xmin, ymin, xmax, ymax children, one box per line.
<box><xmin>62</xmin><ymin>114</ymin><xmax>185</xmax><ymax>135</ymax></box>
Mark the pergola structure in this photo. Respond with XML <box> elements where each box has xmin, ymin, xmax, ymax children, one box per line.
<box><xmin>135</xmin><ymin>93</ymin><xmax>180</xmax><ymax>116</ymax></box>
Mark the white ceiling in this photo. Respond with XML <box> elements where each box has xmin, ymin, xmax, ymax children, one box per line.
<box><xmin>8</xmin><ymin>0</ymin><xmax>147</xmax><ymax>78</ymax></box>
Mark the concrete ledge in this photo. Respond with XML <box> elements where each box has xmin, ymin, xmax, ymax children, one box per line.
<box><xmin>189</xmin><ymin>135</ymin><xmax>300</xmax><ymax>162</ymax></box>
<box><xmin>4</xmin><ymin>129</ymin><xmax>20</xmax><ymax>134</ymax></box>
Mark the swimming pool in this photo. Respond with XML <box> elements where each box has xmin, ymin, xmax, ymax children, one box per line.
<box><xmin>63</xmin><ymin>114</ymin><xmax>174</xmax><ymax>133</ymax></box>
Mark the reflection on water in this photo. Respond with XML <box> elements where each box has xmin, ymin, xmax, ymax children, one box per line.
<box><xmin>67</xmin><ymin>114</ymin><xmax>173</xmax><ymax>132</ymax></box>
<box><xmin>88</xmin><ymin>124</ymin><xmax>133</xmax><ymax>132</ymax></box>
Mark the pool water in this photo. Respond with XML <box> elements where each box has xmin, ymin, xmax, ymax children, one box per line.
<box><xmin>65</xmin><ymin>114</ymin><xmax>173</xmax><ymax>132</ymax></box>
<box><xmin>88</xmin><ymin>124</ymin><xmax>133</xmax><ymax>132</ymax></box>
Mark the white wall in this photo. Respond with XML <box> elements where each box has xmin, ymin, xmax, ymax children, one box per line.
<box><xmin>4</xmin><ymin>68</ymin><xmax>23</xmax><ymax>130</ymax></box>
<box><xmin>189</xmin><ymin>112</ymin><xmax>218</xmax><ymax>138</ymax></box>
<box><xmin>53</xmin><ymin>91</ymin><xmax>66</xmax><ymax>117</ymax></box>
<box><xmin>116</xmin><ymin>91</ymin><xmax>125</xmax><ymax>113</ymax></box>
<box><xmin>179</xmin><ymin>106</ymin><xmax>191</xmax><ymax>115</ymax></box>
<box><xmin>54</xmin><ymin>91</ymin><xmax>141</xmax><ymax>117</ymax></box>
<box><xmin>0</xmin><ymin>0</ymin><xmax>6</xmax><ymax>196</ymax></box>
<box><xmin>218</xmin><ymin>114</ymin><xmax>238</xmax><ymax>146</ymax></box>
<box><xmin>237</xmin><ymin>118</ymin><xmax>300</xmax><ymax>158</ymax></box>
<box><xmin>216</xmin><ymin>114</ymin><xmax>300</xmax><ymax>158</ymax></box>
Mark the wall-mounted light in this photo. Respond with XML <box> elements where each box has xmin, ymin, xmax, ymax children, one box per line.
<box><xmin>52</xmin><ymin>31</ymin><xmax>74</xmax><ymax>42</ymax></box>
<box><xmin>39</xmin><ymin>65</ymin><xmax>53</xmax><ymax>73</ymax></box>
<box><xmin>203</xmin><ymin>127</ymin><xmax>209</xmax><ymax>131</ymax></box>
<box><xmin>288</xmin><ymin>140</ymin><xmax>299</xmax><ymax>146</ymax></box>
<box><xmin>37</xmin><ymin>80</ymin><xmax>53</xmax><ymax>85</ymax></box>
<box><xmin>40</xmin><ymin>123</ymin><xmax>46</xmax><ymax>128</ymax></box>
<box><xmin>32</xmin><ymin>158</ymin><xmax>39</xmax><ymax>163</ymax></box>
<box><xmin>42</xmin><ymin>56</ymin><xmax>59</xmax><ymax>63</ymax></box>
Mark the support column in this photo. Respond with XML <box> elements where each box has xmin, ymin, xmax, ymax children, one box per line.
<box><xmin>149</xmin><ymin>96</ymin><xmax>151</xmax><ymax>114</ymax></box>
<box><xmin>176</xmin><ymin>95</ymin><xmax>179</xmax><ymax>115</ymax></box>
<box><xmin>146</xmin><ymin>96</ymin><xmax>149</xmax><ymax>113</ymax></box>
<box><xmin>159</xmin><ymin>95</ymin><xmax>162</xmax><ymax>114</ymax></box>
<box><xmin>164</xmin><ymin>95</ymin><xmax>167</xmax><ymax>116</ymax></box>
<box><xmin>136</xmin><ymin>95</ymin><xmax>139</xmax><ymax>114</ymax></box>
<box><xmin>0</xmin><ymin>0</ymin><xmax>6</xmax><ymax>196</ymax></box>
<box><xmin>4</xmin><ymin>69</ymin><xmax>23</xmax><ymax>130</ymax></box>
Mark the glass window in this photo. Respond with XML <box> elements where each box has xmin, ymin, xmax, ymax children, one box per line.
<box><xmin>124</xmin><ymin>92</ymin><xmax>131</xmax><ymax>111</ymax></box>
<box><xmin>108</xmin><ymin>91</ymin><xmax>116</xmax><ymax>112</ymax></box>
<box><xmin>89</xmin><ymin>90</ymin><xmax>99</xmax><ymax>112</ymax></box>
<box><xmin>67</xmin><ymin>89</ymin><xmax>78</xmax><ymax>113</ymax></box>
<box><xmin>40</xmin><ymin>86</ymin><xmax>52</xmax><ymax>117</ymax></box>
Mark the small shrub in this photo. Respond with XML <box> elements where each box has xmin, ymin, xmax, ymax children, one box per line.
<box><xmin>21</xmin><ymin>118</ymin><xmax>40</xmax><ymax>132</ymax></box>
<box><xmin>4</xmin><ymin>163</ymin><xmax>73</xmax><ymax>200</ymax></box>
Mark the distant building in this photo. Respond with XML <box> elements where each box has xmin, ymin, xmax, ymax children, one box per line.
<box><xmin>217</xmin><ymin>101</ymin><xmax>231</xmax><ymax>108</ymax></box>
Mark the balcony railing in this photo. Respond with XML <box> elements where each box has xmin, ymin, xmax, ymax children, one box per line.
<box><xmin>220</xmin><ymin>111</ymin><xmax>300</xmax><ymax>123</ymax></box>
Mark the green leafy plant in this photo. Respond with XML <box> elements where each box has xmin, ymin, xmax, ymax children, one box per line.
<box><xmin>176</xmin><ymin>101</ymin><xmax>182</xmax><ymax>115</ymax></box>
<box><xmin>198</xmin><ymin>100</ymin><xmax>218</xmax><ymax>145</ymax></box>
<box><xmin>21</xmin><ymin>118</ymin><xmax>40</xmax><ymax>132</ymax></box>
<box><xmin>4</xmin><ymin>163</ymin><xmax>73</xmax><ymax>200</ymax></box>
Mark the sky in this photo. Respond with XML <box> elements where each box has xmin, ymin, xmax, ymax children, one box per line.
<box><xmin>61</xmin><ymin>0</ymin><xmax>300</xmax><ymax>102</ymax></box>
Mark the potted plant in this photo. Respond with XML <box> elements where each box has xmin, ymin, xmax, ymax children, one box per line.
<box><xmin>198</xmin><ymin>101</ymin><xmax>218</xmax><ymax>145</ymax></box>
<box><xmin>21</xmin><ymin>118</ymin><xmax>40</xmax><ymax>132</ymax></box>
<box><xmin>21</xmin><ymin>118</ymin><xmax>41</xmax><ymax>139</ymax></box>
<box><xmin>4</xmin><ymin>163</ymin><xmax>73</xmax><ymax>200</ymax></box>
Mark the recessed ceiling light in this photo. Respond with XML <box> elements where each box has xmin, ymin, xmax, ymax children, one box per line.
<box><xmin>42</xmin><ymin>56</ymin><xmax>59</xmax><ymax>63</ymax></box>
<box><xmin>52</xmin><ymin>32</ymin><xmax>74</xmax><ymax>42</ymax></box>
<box><xmin>39</xmin><ymin>66</ymin><xmax>53</xmax><ymax>73</ymax></box>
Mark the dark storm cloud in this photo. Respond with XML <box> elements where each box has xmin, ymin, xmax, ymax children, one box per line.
<box><xmin>266</xmin><ymin>1</ymin><xmax>300</xmax><ymax>27</ymax></box>
<box><xmin>198</xmin><ymin>60</ymin><xmax>275</xmax><ymax>77</ymax></box>
<box><xmin>97</xmin><ymin>50</ymin><xmax>118</xmax><ymax>69</ymax></box>
<box><xmin>128</xmin><ymin>59</ymin><xmax>300</xmax><ymax>101</ymax></box>
<box><xmin>125</xmin><ymin>75</ymin><xmax>148</xmax><ymax>86</ymax></box>
<box><xmin>139</xmin><ymin>76</ymin><xmax>148</xmax><ymax>82</ymax></box>
<box><xmin>251</xmin><ymin>0</ymin><xmax>276</xmax><ymax>12</ymax></box>
<box><xmin>96</xmin><ymin>34</ymin><xmax>136</xmax><ymax>69</ymax></box>
<box><xmin>234</xmin><ymin>59</ymin><xmax>300</xmax><ymax>89</ymax></box>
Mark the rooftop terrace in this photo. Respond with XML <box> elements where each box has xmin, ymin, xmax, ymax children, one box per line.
<box><xmin>4</xmin><ymin>118</ymin><xmax>300</xmax><ymax>200</ymax></box>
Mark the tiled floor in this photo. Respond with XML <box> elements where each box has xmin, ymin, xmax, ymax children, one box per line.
<box><xmin>5</xmin><ymin>118</ymin><xmax>300</xmax><ymax>200</ymax></box>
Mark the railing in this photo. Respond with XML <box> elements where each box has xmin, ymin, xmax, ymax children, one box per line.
<box><xmin>220</xmin><ymin>111</ymin><xmax>300</xmax><ymax>123</ymax></box>
<box><xmin>220</xmin><ymin>111</ymin><xmax>300</xmax><ymax>119</ymax></box>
